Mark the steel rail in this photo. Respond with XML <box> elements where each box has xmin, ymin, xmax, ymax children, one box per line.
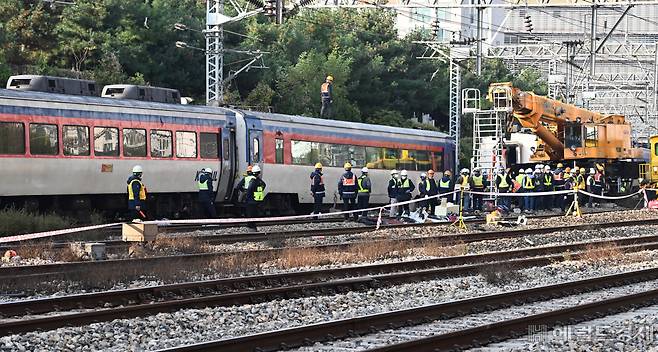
<box><xmin>2</xmin><ymin>217</ymin><xmax>658</xmax><ymax>281</ymax></box>
<box><xmin>2</xmin><ymin>236</ymin><xmax>658</xmax><ymax>336</ymax></box>
<box><xmin>156</xmin><ymin>267</ymin><xmax>658</xmax><ymax>352</ymax></box>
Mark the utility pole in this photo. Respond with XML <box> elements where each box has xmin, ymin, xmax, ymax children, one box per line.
<box><xmin>476</xmin><ymin>1</ymin><xmax>483</xmax><ymax>76</ymax></box>
<box><xmin>206</xmin><ymin>0</ymin><xmax>224</xmax><ymax>106</ymax></box>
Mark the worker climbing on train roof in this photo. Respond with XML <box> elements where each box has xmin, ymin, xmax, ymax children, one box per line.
<box><xmin>356</xmin><ymin>167</ymin><xmax>372</xmax><ymax>221</ymax></box>
<box><xmin>338</xmin><ymin>162</ymin><xmax>358</xmax><ymax>221</ymax></box>
<box><xmin>245</xmin><ymin>165</ymin><xmax>266</xmax><ymax>230</ymax></box>
<box><xmin>320</xmin><ymin>75</ymin><xmax>334</xmax><ymax>118</ymax></box>
<box><xmin>425</xmin><ymin>169</ymin><xmax>439</xmax><ymax>215</ymax></box>
<box><xmin>310</xmin><ymin>163</ymin><xmax>325</xmax><ymax>218</ymax></box>
<box><xmin>198</xmin><ymin>167</ymin><xmax>217</xmax><ymax>218</ymax></box>
<box><xmin>396</xmin><ymin>170</ymin><xmax>415</xmax><ymax>219</ymax></box>
<box><xmin>388</xmin><ymin>169</ymin><xmax>401</xmax><ymax>218</ymax></box>
<box><xmin>522</xmin><ymin>167</ymin><xmax>536</xmax><ymax>213</ymax></box>
<box><xmin>455</xmin><ymin>168</ymin><xmax>471</xmax><ymax>212</ymax></box>
<box><xmin>541</xmin><ymin>165</ymin><xmax>554</xmax><ymax>210</ymax></box>
<box><xmin>127</xmin><ymin>165</ymin><xmax>147</xmax><ymax>221</ymax></box>
<box><xmin>469</xmin><ymin>167</ymin><xmax>485</xmax><ymax>213</ymax></box>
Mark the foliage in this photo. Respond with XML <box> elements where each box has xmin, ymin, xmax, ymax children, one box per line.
<box><xmin>0</xmin><ymin>207</ymin><xmax>75</xmax><ymax>237</ymax></box>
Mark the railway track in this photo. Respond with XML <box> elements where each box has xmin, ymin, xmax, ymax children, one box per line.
<box><xmin>3</xmin><ymin>217</ymin><xmax>658</xmax><ymax>281</ymax></box>
<box><xmin>155</xmin><ymin>267</ymin><xmax>658</xmax><ymax>352</ymax></box>
<box><xmin>2</xmin><ymin>233</ymin><xmax>658</xmax><ymax>336</ymax></box>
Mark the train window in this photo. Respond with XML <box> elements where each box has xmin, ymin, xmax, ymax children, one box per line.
<box><xmin>94</xmin><ymin>127</ymin><xmax>119</xmax><ymax>156</ymax></box>
<box><xmin>365</xmin><ymin>147</ymin><xmax>384</xmax><ymax>169</ymax></box>
<box><xmin>275</xmin><ymin>138</ymin><xmax>284</xmax><ymax>164</ymax></box>
<box><xmin>29</xmin><ymin>123</ymin><xmax>58</xmax><ymax>155</ymax></box>
<box><xmin>0</xmin><ymin>122</ymin><xmax>25</xmax><ymax>154</ymax></box>
<box><xmin>176</xmin><ymin>131</ymin><xmax>197</xmax><ymax>158</ymax></box>
<box><xmin>584</xmin><ymin>125</ymin><xmax>598</xmax><ymax>147</ymax></box>
<box><xmin>9</xmin><ymin>79</ymin><xmax>31</xmax><ymax>88</ymax></box>
<box><xmin>223</xmin><ymin>138</ymin><xmax>230</xmax><ymax>160</ymax></box>
<box><xmin>123</xmin><ymin>128</ymin><xmax>147</xmax><ymax>157</ymax></box>
<box><xmin>200</xmin><ymin>132</ymin><xmax>220</xmax><ymax>159</ymax></box>
<box><xmin>63</xmin><ymin>125</ymin><xmax>90</xmax><ymax>156</ymax></box>
<box><xmin>328</xmin><ymin>144</ymin><xmax>365</xmax><ymax>168</ymax></box>
<box><xmin>150</xmin><ymin>130</ymin><xmax>173</xmax><ymax>158</ymax></box>
<box><xmin>415</xmin><ymin>150</ymin><xmax>431</xmax><ymax>171</ymax></box>
<box><xmin>252</xmin><ymin>138</ymin><xmax>260</xmax><ymax>163</ymax></box>
<box><xmin>48</xmin><ymin>79</ymin><xmax>56</xmax><ymax>88</ymax></box>
<box><xmin>292</xmin><ymin>140</ymin><xmax>318</xmax><ymax>165</ymax></box>
<box><xmin>430</xmin><ymin>151</ymin><xmax>443</xmax><ymax>171</ymax></box>
<box><xmin>398</xmin><ymin>149</ymin><xmax>417</xmax><ymax>171</ymax></box>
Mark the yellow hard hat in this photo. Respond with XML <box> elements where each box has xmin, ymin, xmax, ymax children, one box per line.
<box><xmin>580</xmin><ymin>167</ymin><xmax>586</xmax><ymax>174</ymax></box>
<box><xmin>326</xmin><ymin>75</ymin><xmax>334</xmax><ymax>82</ymax></box>
<box><xmin>315</xmin><ymin>162</ymin><xmax>323</xmax><ymax>169</ymax></box>
<box><xmin>557</xmin><ymin>163</ymin><xmax>564</xmax><ymax>168</ymax></box>
<box><xmin>344</xmin><ymin>162</ymin><xmax>352</xmax><ymax>170</ymax></box>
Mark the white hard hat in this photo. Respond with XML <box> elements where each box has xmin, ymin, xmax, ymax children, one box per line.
<box><xmin>390</xmin><ymin>169</ymin><xmax>399</xmax><ymax>175</ymax></box>
<box><xmin>589</xmin><ymin>168</ymin><xmax>595</xmax><ymax>174</ymax></box>
<box><xmin>535</xmin><ymin>164</ymin><xmax>543</xmax><ymax>170</ymax></box>
<box><xmin>534</xmin><ymin>169</ymin><xmax>541</xmax><ymax>174</ymax></box>
<box><xmin>525</xmin><ymin>168</ymin><xmax>533</xmax><ymax>174</ymax></box>
<box><xmin>420</xmin><ymin>172</ymin><xmax>427</xmax><ymax>178</ymax></box>
<box><xmin>252</xmin><ymin>165</ymin><xmax>261</xmax><ymax>173</ymax></box>
<box><xmin>460</xmin><ymin>168</ymin><xmax>470</xmax><ymax>174</ymax></box>
<box><xmin>203</xmin><ymin>167</ymin><xmax>212</xmax><ymax>173</ymax></box>
<box><xmin>361</xmin><ymin>167</ymin><xmax>369</xmax><ymax>173</ymax></box>
<box><xmin>544</xmin><ymin>165</ymin><xmax>550</xmax><ymax>171</ymax></box>
<box><xmin>400</xmin><ymin>170</ymin><xmax>408</xmax><ymax>176</ymax></box>
<box><xmin>132</xmin><ymin>165</ymin><xmax>143</xmax><ymax>173</ymax></box>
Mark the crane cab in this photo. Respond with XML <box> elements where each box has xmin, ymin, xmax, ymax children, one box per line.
<box><xmin>640</xmin><ymin>136</ymin><xmax>658</xmax><ymax>183</ymax></box>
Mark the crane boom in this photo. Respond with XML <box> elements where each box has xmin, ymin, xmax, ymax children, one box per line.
<box><xmin>488</xmin><ymin>82</ymin><xmax>638</xmax><ymax>162</ymax></box>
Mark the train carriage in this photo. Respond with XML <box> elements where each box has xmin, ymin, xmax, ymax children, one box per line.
<box><xmin>0</xmin><ymin>78</ymin><xmax>455</xmax><ymax>218</ymax></box>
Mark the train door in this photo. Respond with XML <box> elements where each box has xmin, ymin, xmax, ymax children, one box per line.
<box><xmin>249</xmin><ymin>129</ymin><xmax>263</xmax><ymax>166</ymax></box>
<box><xmin>217</xmin><ymin>127</ymin><xmax>236</xmax><ymax>201</ymax></box>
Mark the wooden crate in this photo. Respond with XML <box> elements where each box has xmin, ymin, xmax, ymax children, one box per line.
<box><xmin>122</xmin><ymin>223</ymin><xmax>158</xmax><ymax>242</ymax></box>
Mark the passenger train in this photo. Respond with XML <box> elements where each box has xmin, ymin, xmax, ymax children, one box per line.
<box><xmin>0</xmin><ymin>76</ymin><xmax>454</xmax><ymax>218</ymax></box>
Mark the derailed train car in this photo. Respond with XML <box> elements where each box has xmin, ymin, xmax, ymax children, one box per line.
<box><xmin>0</xmin><ymin>77</ymin><xmax>454</xmax><ymax>218</ymax></box>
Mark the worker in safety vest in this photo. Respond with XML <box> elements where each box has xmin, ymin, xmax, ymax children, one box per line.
<box><xmin>388</xmin><ymin>170</ymin><xmax>401</xmax><ymax>218</ymax></box>
<box><xmin>198</xmin><ymin>168</ymin><xmax>217</xmax><ymax>218</ymax></box>
<box><xmin>513</xmin><ymin>169</ymin><xmax>525</xmax><ymax>211</ymax></box>
<box><xmin>320</xmin><ymin>75</ymin><xmax>334</xmax><ymax>118</ymax></box>
<box><xmin>541</xmin><ymin>165</ymin><xmax>554</xmax><ymax>210</ymax></box>
<box><xmin>338</xmin><ymin>162</ymin><xmax>358</xmax><ymax>221</ymax></box>
<box><xmin>553</xmin><ymin>163</ymin><xmax>565</xmax><ymax>210</ymax></box>
<box><xmin>522</xmin><ymin>168</ymin><xmax>536</xmax><ymax>213</ymax></box>
<box><xmin>561</xmin><ymin>169</ymin><xmax>575</xmax><ymax>212</ymax></box>
<box><xmin>425</xmin><ymin>169</ymin><xmax>439</xmax><ymax>215</ymax></box>
<box><xmin>234</xmin><ymin>165</ymin><xmax>253</xmax><ymax>216</ymax></box>
<box><xmin>127</xmin><ymin>165</ymin><xmax>147</xmax><ymax>220</ymax></box>
<box><xmin>455</xmin><ymin>168</ymin><xmax>471</xmax><ymax>212</ymax></box>
<box><xmin>593</xmin><ymin>164</ymin><xmax>605</xmax><ymax>199</ymax></box>
<box><xmin>469</xmin><ymin>168</ymin><xmax>485</xmax><ymax>212</ymax></box>
<box><xmin>310</xmin><ymin>163</ymin><xmax>325</xmax><ymax>217</ymax></box>
<box><xmin>357</xmin><ymin>167</ymin><xmax>372</xmax><ymax>219</ymax></box>
<box><xmin>396</xmin><ymin>170</ymin><xmax>415</xmax><ymax>218</ymax></box>
<box><xmin>495</xmin><ymin>167</ymin><xmax>513</xmax><ymax>210</ymax></box>
<box><xmin>245</xmin><ymin>165</ymin><xmax>266</xmax><ymax>229</ymax></box>
<box><xmin>586</xmin><ymin>168</ymin><xmax>597</xmax><ymax>207</ymax></box>
<box><xmin>576</xmin><ymin>167</ymin><xmax>587</xmax><ymax>205</ymax></box>
<box><xmin>438</xmin><ymin>170</ymin><xmax>453</xmax><ymax>197</ymax></box>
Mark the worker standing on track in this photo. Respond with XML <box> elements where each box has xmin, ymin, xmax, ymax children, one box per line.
<box><xmin>418</xmin><ymin>172</ymin><xmax>429</xmax><ymax>211</ymax></box>
<box><xmin>127</xmin><ymin>165</ymin><xmax>147</xmax><ymax>220</ymax></box>
<box><xmin>542</xmin><ymin>165</ymin><xmax>554</xmax><ymax>210</ymax></box>
<box><xmin>310</xmin><ymin>163</ymin><xmax>325</xmax><ymax>217</ymax></box>
<box><xmin>495</xmin><ymin>167</ymin><xmax>512</xmax><ymax>210</ymax></box>
<box><xmin>469</xmin><ymin>168</ymin><xmax>485</xmax><ymax>212</ymax></box>
<box><xmin>594</xmin><ymin>164</ymin><xmax>605</xmax><ymax>201</ymax></box>
<box><xmin>338</xmin><ymin>162</ymin><xmax>358</xmax><ymax>221</ymax></box>
<box><xmin>576</xmin><ymin>167</ymin><xmax>587</xmax><ymax>205</ymax></box>
<box><xmin>245</xmin><ymin>165</ymin><xmax>266</xmax><ymax>229</ymax></box>
<box><xmin>455</xmin><ymin>169</ymin><xmax>471</xmax><ymax>212</ymax></box>
<box><xmin>562</xmin><ymin>169</ymin><xmax>575</xmax><ymax>212</ymax></box>
<box><xmin>586</xmin><ymin>168</ymin><xmax>596</xmax><ymax>207</ymax></box>
<box><xmin>553</xmin><ymin>163</ymin><xmax>565</xmax><ymax>210</ymax></box>
<box><xmin>357</xmin><ymin>167</ymin><xmax>372</xmax><ymax>220</ymax></box>
<box><xmin>234</xmin><ymin>165</ymin><xmax>253</xmax><ymax>216</ymax></box>
<box><xmin>320</xmin><ymin>75</ymin><xmax>334</xmax><ymax>118</ymax></box>
<box><xmin>198</xmin><ymin>168</ymin><xmax>217</xmax><ymax>218</ymax></box>
<box><xmin>388</xmin><ymin>170</ymin><xmax>401</xmax><ymax>218</ymax></box>
<box><xmin>514</xmin><ymin>168</ymin><xmax>525</xmax><ymax>211</ymax></box>
<box><xmin>438</xmin><ymin>170</ymin><xmax>452</xmax><ymax>199</ymax></box>
<box><xmin>522</xmin><ymin>168</ymin><xmax>536</xmax><ymax>213</ymax></box>
<box><xmin>425</xmin><ymin>170</ymin><xmax>439</xmax><ymax>215</ymax></box>
<box><xmin>397</xmin><ymin>170</ymin><xmax>415</xmax><ymax>218</ymax></box>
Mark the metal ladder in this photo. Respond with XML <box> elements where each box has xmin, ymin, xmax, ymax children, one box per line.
<box><xmin>466</xmin><ymin>86</ymin><xmax>511</xmax><ymax>202</ymax></box>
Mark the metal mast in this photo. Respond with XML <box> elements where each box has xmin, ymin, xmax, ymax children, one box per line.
<box><xmin>206</xmin><ymin>0</ymin><xmax>224</xmax><ymax>105</ymax></box>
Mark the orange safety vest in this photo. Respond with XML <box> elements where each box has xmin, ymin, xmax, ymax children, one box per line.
<box><xmin>321</xmin><ymin>82</ymin><xmax>330</xmax><ymax>94</ymax></box>
<box><xmin>342</xmin><ymin>175</ymin><xmax>356</xmax><ymax>186</ymax></box>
